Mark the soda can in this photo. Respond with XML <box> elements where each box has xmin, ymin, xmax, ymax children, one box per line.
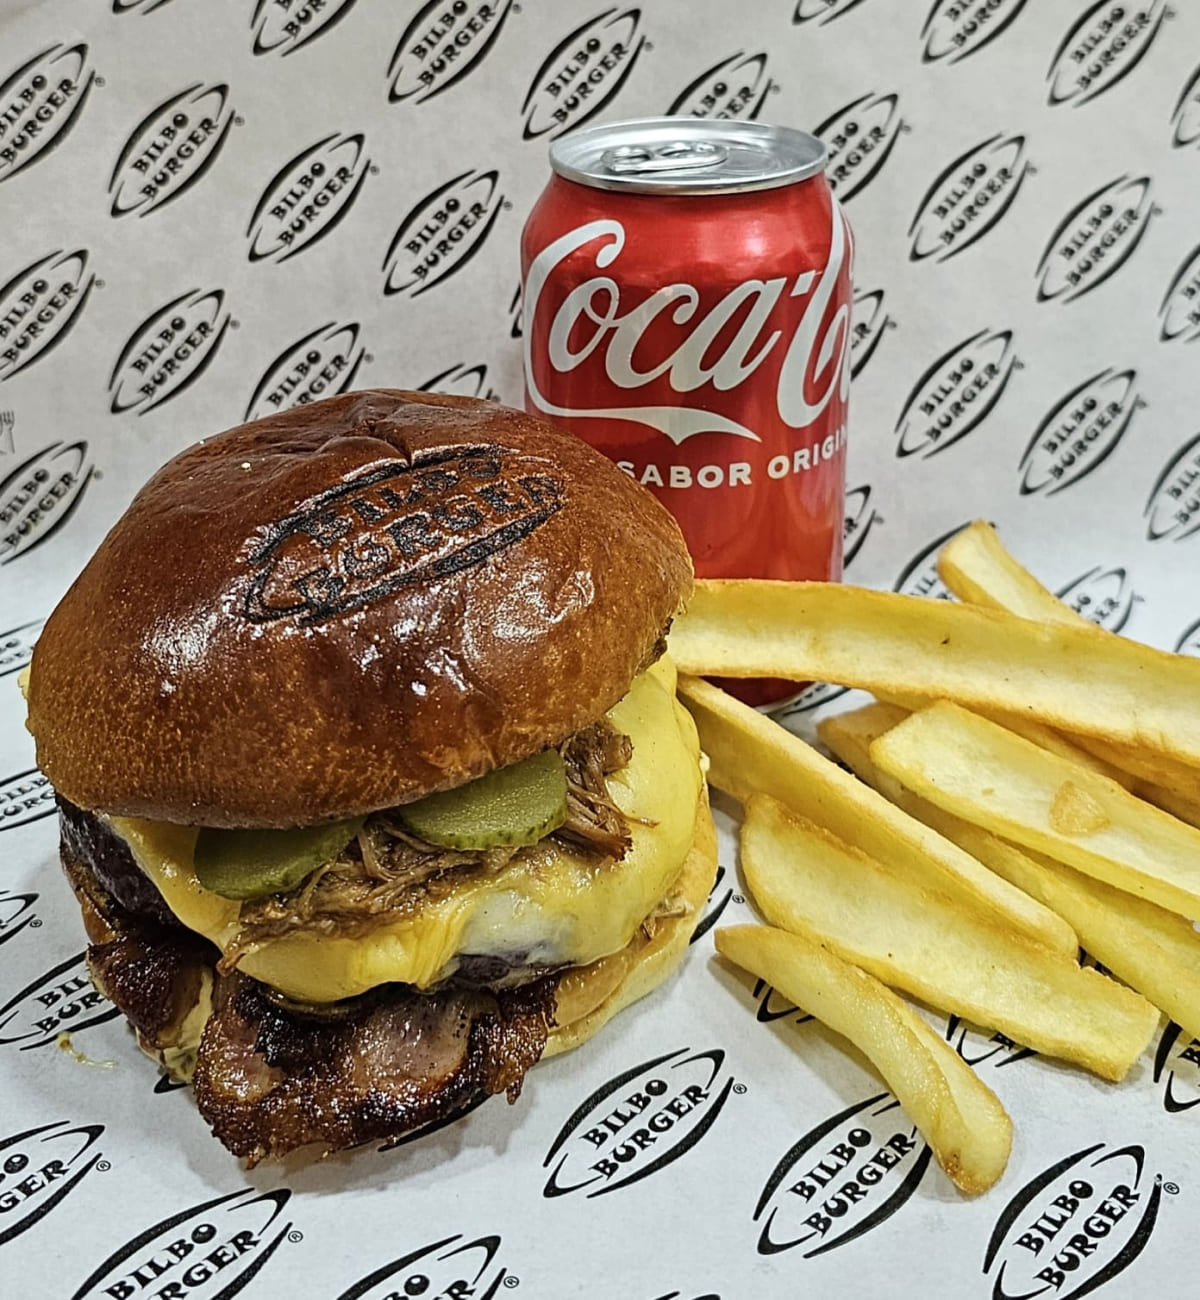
<box><xmin>520</xmin><ymin>117</ymin><xmax>852</xmax><ymax>708</ymax></box>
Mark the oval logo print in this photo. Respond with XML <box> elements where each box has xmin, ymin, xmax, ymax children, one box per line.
<box><xmin>0</xmin><ymin>768</ymin><xmax>55</xmax><ymax>829</ymax></box>
<box><xmin>247</xmin><ymin>132</ymin><xmax>370</xmax><ymax>264</ymax></box>
<box><xmin>108</xmin><ymin>288</ymin><xmax>229</xmax><ymax>415</ymax></box>
<box><xmin>417</xmin><ymin>361</ymin><xmax>497</xmax><ymax>401</ymax></box>
<box><xmin>72</xmin><ymin>1188</ymin><xmax>294</xmax><ymax>1300</ymax></box>
<box><xmin>108</xmin><ymin>82</ymin><xmax>234</xmax><ymax>218</ymax></box>
<box><xmin>850</xmin><ymin>288</ymin><xmax>890</xmax><ymax>379</ymax></box>
<box><xmin>245</xmin><ymin>320</ymin><xmax>365</xmax><ymax>421</ymax></box>
<box><xmin>252</xmin><ymin>0</ymin><xmax>360</xmax><ymax>57</ymax></box>
<box><xmin>542</xmin><ymin>1047</ymin><xmax>738</xmax><ymax>1198</ymax></box>
<box><xmin>1154</xmin><ymin>1022</ymin><xmax>1200</xmax><ymax>1112</ymax></box>
<box><xmin>945</xmin><ymin>1015</ymin><xmax>1034</xmax><ymax>1068</ymax></box>
<box><xmin>1172</xmin><ymin>63</ymin><xmax>1200</xmax><ymax>147</ymax></box>
<box><xmin>383</xmin><ymin>168</ymin><xmax>505</xmax><ymax>298</ymax></box>
<box><xmin>793</xmin><ymin>0</ymin><xmax>876</xmax><ymax>24</ymax></box>
<box><xmin>1036</xmin><ymin>175</ymin><xmax>1155</xmax><ymax>305</ymax></box>
<box><xmin>521</xmin><ymin>8</ymin><xmax>645</xmax><ymax>141</ymax></box>
<box><xmin>0</xmin><ymin>442</ymin><xmax>93</xmax><ymax>565</ymax></box>
<box><xmin>843</xmin><ymin>483</ymin><xmax>879</xmax><ymax>567</ymax></box>
<box><xmin>1145</xmin><ymin>434</ymin><xmax>1200</xmax><ymax>542</ymax></box>
<box><xmin>0</xmin><ymin>43</ymin><xmax>94</xmax><ymax>184</ymax></box>
<box><xmin>1159</xmin><ymin>244</ymin><xmax>1200</xmax><ymax>343</ymax></box>
<box><xmin>909</xmin><ymin>134</ymin><xmax>1029</xmax><ymax>263</ymax></box>
<box><xmin>336</xmin><ymin>1234</ymin><xmax>512</xmax><ymax>1300</ymax></box>
<box><xmin>388</xmin><ymin>0</ymin><xmax>514</xmax><ymax>104</ymax></box>
<box><xmin>920</xmin><ymin>0</ymin><xmax>1029</xmax><ymax>65</ymax></box>
<box><xmin>0</xmin><ymin>249</ymin><xmax>93</xmax><ymax>383</ymax></box>
<box><xmin>815</xmin><ymin>91</ymin><xmax>903</xmax><ymax>202</ymax></box>
<box><xmin>778</xmin><ymin>680</ymin><xmax>851</xmax><ymax>717</ymax></box>
<box><xmin>1019</xmin><ymin>368</ymin><xmax>1140</xmax><ymax>497</ymax></box>
<box><xmin>750</xmin><ymin>976</ymin><xmax>814</xmax><ymax>1026</ymax></box>
<box><xmin>754</xmin><ymin>1093</ymin><xmax>931</xmax><ymax>1257</ymax></box>
<box><xmin>983</xmin><ymin>1143</ymin><xmax>1167</xmax><ymax>1299</ymax></box>
<box><xmin>1047</xmin><ymin>0</ymin><xmax>1169</xmax><ymax>108</ymax></box>
<box><xmin>894</xmin><ymin>328</ymin><xmax>1017</xmax><ymax>460</ymax></box>
<box><xmin>0</xmin><ymin>1121</ymin><xmax>106</xmax><ymax>1249</ymax></box>
<box><xmin>0</xmin><ymin>890</ymin><xmax>38</xmax><ymax>947</ymax></box>
<box><xmin>0</xmin><ymin>952</ymin><xmax>118</xmax><ymax>1050</ymax></box>
<box><xmin>1056</xmin><ymin>566</ymin><xmax>1138</xmax><ymax>631</ymax></box>
<box><xmin>667</xmin><ymin>51</ymin><xmax>775</xmax><ymax>120</ymax></box>
<box><xmin>895</xmin><ymin>523</ymin><xmax>970</xmax><ymax>599</ymax></box>
<box><xmin>113</xmin><ymin>0</ymin><xmax>179</xmax><ymax>11</ymax></box>
<box><xmin>1176</xmin><ymin>618</ymin><xmax>1200</xmax><ymax>656</ymax></box>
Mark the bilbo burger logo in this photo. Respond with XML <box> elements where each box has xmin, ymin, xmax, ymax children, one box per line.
<box><xmin>109</xmin><ymin>289</ymin><xmax>230</xmax><ymax>416</ymax></box>
<box><xmin>72</xmin><ymin>1188</ymin><xmax>296</xmax><ymax>1300</ymax></box>
<box><xmin>793</xmin><ymin>0</ymin><xmax>876</xmax><ymax>24</ymax></box>
<box><xmin>0</xmin><ymin>768</ymin><xmax>56</xmax><ymax>828</ymax></box>
<box><xmin>0</xmin><ymin>249</ymin><xmax>94</xmax><ymax>382</ymax></box>
<box><xmin>336</xmin><ymin>1234</ymin><xmax>514</xmax><ymax>1300</ymax></box>
<box><xmin>247</xmin><ymin>132</ymin><xmax>371</xmax><ymax>264</ymax></box>
<box><xmin>1177</xmin><ymin>618</ymin><xmax>1200</xmax><ymax>656</ymax></box>
<box><xmin>251</xmin><ymin>0</ymin><xmax>361</xmax><ymax>57</ymax></box>
<box><xmin>814</xmin><ymin>92</ymin><xmax>903</xmax><ymax>202</ymax></box>
<box><xmin>245</xmin><ymin>320</ymin><xmax>365</xmax><ymax>421</ymax></box>
<box><xmin>780</xmin><ymin>679</ymin><xmax>849</xmax><ymax>716</ymax></box>
<box><xmin>1019</xmin><ymin>368</ymin><xmax>1140</xmax><ymax>497</ymax></box>
<box><xmin>843</xmin><ymin>483</ymin><xmax>879</xmax><ymax>567</ymax></box>
<box><xmin>909</xmin><ymin>134</ymin><xmax>1029</xmax><ymax>263</ymax></box>
<box><xmin>667</xmin><ymin>51</ymin><xmax>774</xmax><ymax>121</ymax></box>
<box><xmin>945</xmin><ymin>1015</ymin><xmax>1034</xmax><ymax>1068</ymax></box>
<box><xmin>108</xmin><ymin>82</ymin><xmax>235</xmax><ymax>218</ymax></box>
<box><xmin>1159</xmin><ymin>243</ymin><xmax>1200</xmax><ymax>343</ymax></box>
<box><xmin>893</xmin><ymin>327</ymin><xmax>1018</xmax><ymax>460</ymax></box>
<box><xmin>542</xmin><ymin>1047</ymin><xmax>740</xmax><ymax>1198</ymax></box>
<box><xmin>895</xmin><ymin>523</ymin><xmax>970</xmax><ymax>600</ymax></box>
<box><xmin>850</xmin><ymin>288</ymin><xmax>891</xmax><ymax>379</ymax></box>
<box><xmin>388</xmin><ymin>0</ymin><xmax>514</xmax><ymax>105</ymax></box>
<box><xmin>1145</xmin><ymin>433</ymin><xmax>1200</xmax><ymax>542</ymax></box>
<box><xmin>920</xmin><ymin>0</ymin><xmax>1030</xmax><ymax>65</ymax></box>
<box><xmin>0</xmin><ymin>441</ymin><xmax>94</xmax><ymax>565</ymax></box>
<box><xmin>1046</xmin><ymin>0</ymin><xmax>1169</xmax><ymax>108</ymax></box>
<box><xmin>417</xmin><ymin>361</ymin><xmax>498</xmax><ymax>400</ymax></box>
<box><xmin>983</xmin><ymin>1143</ymin><xmax>1172</xmax><ymax>1299</ymax></box>
<box><xmin>521</xmin><ymin>8</ymin><xmax>645</xmax><ymax>140</ymax></box>
<box><xmin>0</xmin><ymin>43</ymin><xmax>94</xmax><ymax>184</ymax></box>
<box><xmin>0</xmin><ymin>1120</ymin><xmax>107</xmax><ymax>1249</ymax></box>
<box><xmin>1153</xmin><ymin>1022</ymin><xmax>1200</xmax><ymax>1112</ymax></box>
<box><xmin>754</xmin><ymin>1093</ymin><xmax>931</xmax><ymax>1257</ymax></box>
<box><xmin>0</xmin><ymin>890</ymin><xmax>39</xmax><ymax>947</ymax></box>
<box><xmin>383</xmin><ymin>168</ymin><xmax>505</xmax><ymax>298</ymax></box>
<box><xmin>1172</xmin><ymin>63</ymin><xmax>1200</xmax><ymax>147</ymax></box>
<box><xmin>1036</xmin><ymin>175</ymin><xmax>1156</xmax><ymax>305</ymax></box>
<box><xmin>1056</xmin><ymin>567</ymin><xmax>1138</xmax><ymax>632</ymax></box>
<box><xmin>0</xmin><ymin>618</ymin><xmax>44</xmax><ymax>677</ymax></box>
<box><xmin>0</xmin><ymin>951</ymin><xmax>119</xmax><ymax>1050</ymax></box>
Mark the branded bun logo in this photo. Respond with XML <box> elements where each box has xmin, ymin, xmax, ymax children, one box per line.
<box><xmin>754</xmin><ymin>1093</ymin><xmax>931</xmax><ymax>1257</ymax></box>
<box><xmin>1176</xmin><ymin>617</ymin><xmax>1200</xmax><ymax>656</ymax></box>
<box><xmin>251</xmin><ymin>0</ymin><xmax>360</xmax><ymax>57</ymax></box>
<box><xmin>109</xmin><ymin>289</ymin><xmax>230</xmax><ymax>416</ymax></box>
<box><xmin>894</xmin><ymin>328</ymin><xmax>1017</xmax><ymax>460</ymax></box>
<box><xmin>542</xmin><ymin>1047</ymin><xmax>739</xmax><ymax>1198</ymax></box>
<box><xmin>521</xmin><ymin>8</ymin><xmax>645</xmax><ymax>141</ymax></box>
<box><xmin>72</xmin><ymin>1188</ymin><xmax>295</xmax><ymax>1300</ymax></box>
<box><xmin>909</xmin><ymin>135</ymin><xmax>1029</xmax><ymax>263</ymax></box>
<box><xmin>983</xmin><ymin>1143</ymin><xmax>1170</xmax><ymax>1299</ymax></box>
<box><xmin>388</xmin><ymin>0</ymin><xmax>514</xmax><ymax>105</ymax></box>
<box><xmin>850</xmin><ymin>288</ymin><xmax>891</xmax><ymax>379</ymax></box>
<box><xmin>1046</xmin><ymin>0</ymin><xmax>1169</xmax><ymax>108</ymax></box>
<box><xmin>1145</xmin><ymin>434</ymin><xmax>1200</xmax><ymax>542</ymax></box>
<box><xmin>335</xmin><ymin>1234</ymin><xmax>513</xmax><ymax>1300</ymax></box>
<box><xmin>793</xmin><ymin>0</ymin><xmax>876</xmax><ymax>24</ymax></box>
<box><xmin>0</xmin><ymin>952</ymin><xmax>119</xmax><ymax>1050</ymax></box>
<box><xmin>1019</xmin><ymin>368</ymin><xmax>1140</xmax><ymax>497</ymax></box>
<box><xmin>1158</xmin><ymin>244</ymin><xmax>1200</xmax><ymax>343</ymax></box>
<box><xmin>0</xmin><ymin>249</ymin><xmax>93</xmax><ymax>382</ymax></box>
<box><xmin>1154</xmin><ymin>1023</ymin><xmax>1200</xmax><ymax>1112</ymax></box>
<box><xmin>667</xmin><ymin>51</ymin><xmax>775</xmax><ymax>120</ymax></box>
<box><xmin>244</xmin><ymin>448</ymin><xmax>564</xmax><ymax>627</ymax></box>
<box><xmin>0</xmin><ymin>768</ymin><xmax>55</xmax><ymax>829</ymax></box>
<box><xmin>0</xmin><ymin>890</ymin><xmax>39</xmax><ymax>947</ymax></box>
<box><xmin>245</xmin><ymin>320</ymin><xmax>365</xmax><ymax>421</ymax></box>
<box><xmin>247</xmin><ymin>133</ymin><xmax>370</xmax><ymax>264</ymax></box>
<box><xmin>843</xmin><ymin>484</ymin><xmax>879</xmax><ymax>568</ymax></box>
<box><xmin>1056</xmin><ymin>567</ymin><xmax>1138</xmax><ymax>632</ymax></box>
<box><xmin>1172</xmin><ymin>63</ymin><xmax>1200</xmax><ymax>147</ymax></box>
<box><xmin>920</xmin><ymin>0</ymin><xmax>1029</xmax><ymax>64</ymax></box>
<box><xmin>815</xmin><ymin>92</ymin><xmax>903</xmax><ymax>202</ymax></box>
<box><xmin>0</xmin><ymin>442</ymin><xmax>93</xmax><ymax>565</ymax></box>
<box><xmin>0</xmin><ymin>43</ymin><xmax>94</xmax><ymax>184</ymax></box>
<box><xmin>383</xmin><ymin>168</ymin><xmax>505</xmax><ymax>298</ymax></box>
<box><xmin>1036</xmin><ymin>175</ymin><xmax>1156</xmax><ymax>304</ymax></box>
<box><xmin>945</xmin><ymin>1015</ymin><xmax>1034</xmax><ymax>1068</ymax></box>
<box><xmin>0</xmin><ymin>1121</ymin><xmax>106</xmax><ymax>1249</ymax></box>
<box><xmin>108</xmin><ymin>83</ymin><xmax>234</xmax><ymax>218</ymax></box>
<box><xmin>894</xmin><ymin>523</ymin><xmax>970</xmax><ymax>599</ymax></box>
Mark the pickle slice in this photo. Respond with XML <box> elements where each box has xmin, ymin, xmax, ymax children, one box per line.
<box><xmin>194</xmin><ymin>817</ymin><xmax>364</xmax><ymax>900</ymax></box>
<box><xmin>398</xmin><ymin>749</ymin><xmax>568</xmax><ymax>850</ymax></box>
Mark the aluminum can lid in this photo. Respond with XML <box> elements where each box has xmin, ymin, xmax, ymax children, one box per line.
<box><xmin>548</xmin><ymin>117</ymin><xmax>827</xmax><ymax>195</ymax></box>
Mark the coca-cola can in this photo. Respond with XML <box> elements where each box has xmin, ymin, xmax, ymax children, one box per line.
<box><xmin>521</xmin><ymin>118</ymin><xmax>852</xmax><ymax>708</ymax></box>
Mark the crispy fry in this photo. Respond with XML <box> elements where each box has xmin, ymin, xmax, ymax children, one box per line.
<box><xmin>678</xmin><ymin>676</ymin><xmax>1077</xmax><ymax>957</ymax></box>
<box><xmin>871</xmin><ymin>701</ymin><xmax>1200</xmax><ymax>921</ymax></box>
<box><xmin>740</xmin><ymin>795</ymin><xmax>1159</xmax><ymax>1081</ymax></box>
<box><xmin>716</xmin><ymin>924</ymin><xmax>1012</xmax><ymax>1194</ymax></box>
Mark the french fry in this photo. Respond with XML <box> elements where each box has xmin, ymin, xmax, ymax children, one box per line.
<box><xmin>740</xmin><ymin>795</ymin><xmax>1159</xmax><ymax>1081</ymax></box>
<box><xmin>668</xmin><ymin>580</ymin><xmax>1200</xmax><ymax>772</ymax></box>
<box><xmin>716</xmin><ymin>924</ymin><xmax>1012</xmax><ymax>1194</ymax></box>
<box><xmin>1132</xmin><ymin>779</ymin><xmax>1200</xmax><ymax>831</ymax></box>
<box><xmin>871</xmin><ymin>701</ymin><xmax>1200</xmax><ymax>921</ymax></box>
<box><xmin>678</xmin><ymin>676</ymin><xmax>1077</xmax><ymax>957</ymax></box>
<box><xmin>821</xmin><ymin>708</ymin><xmax>1200</xmax><ymax>1045</ymax></box>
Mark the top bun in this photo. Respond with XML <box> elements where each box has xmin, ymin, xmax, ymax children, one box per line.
<box><xmin>28</xmin><ymin>391</ymin><xmax>692</xmax><ymax>827</ymax></box>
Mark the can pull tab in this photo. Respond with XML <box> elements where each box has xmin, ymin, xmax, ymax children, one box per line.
<box><xmin>601</xmin><ymin>139</ymin><xmax>729</xmax><ymax>176</ymax></box>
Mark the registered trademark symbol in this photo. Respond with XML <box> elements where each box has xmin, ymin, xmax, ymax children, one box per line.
<box><xmin>95</xmin><ymin>279</ymin><xmax>106</xmax><ymax>290</ymax></box>
<box><xmin>1164</xmin><ymin>1181</ymin><xmax>1180</xmax><ymax>1195</ymax></box>
<box><xmin>731</xmin><ymin>894</ymin><xmax>745</xmax><ymax>905</ymax></box>
<box><xmin>644</xmin><ymin>41</ymin><xmax>654</xmax><ymax>52</ymax></box>
<box><xmin>503</xmin><ymin>200</ymin><xmax>513</xmax><ymax>211</ymax></box>
<box><xmin>899</xmin><ymin>122</ymin><xmax>912</xmax><ymax>134</ymax></box>
<box><xmin>287</xmin><ymin>1230</ymin><xmax>303</xmax><ymax>1244</ymax></box>
<box><xmin>1027</xmin><ymin>165</ymin><xmax>1039</xmax><ymax>176</ymax></box>
<box><xmin>234</xmin><ymin>116</ymin><xmax>245</xmax><ymax>127</ymax></box>
<box><xmin>95</xmin><ymin>77</ymin><xmax>106</xmax><ymax>89</ymax></box>
<box><xmin>513</xmin><ymin>2</ymin><xmax>522</xmax><ymax>11</ymax></box>
<box><xmin>29</xmin><ymin>917</ymin><xmax>42</xmax><ymax>928</ymax></box>
<box><xmin>503</xmin><ymin>1277</ymin><xmax>519</xmax><ymax>1289</ymax></box>
<box><xmin>364</xmin><ymin>353</ymin><xmax>375</xmax><ymax>363</ymax></box>
<box><xmin>1013</xmin><ymin>358</ymin><xmax>1025</xmax><ymax>370</ymax></box>
<box><xmin>96</xmin><ymin>1160</ymin><xmax>110</xmax><ymax>1172</ymax></box>
<box><xmin>1152</xmin><ymin>204</ymin><xmax>1164</xmax><ymax>216</ymax></box>
<box><xmin>770</xmin><ymin>84</ymin><xmax>780</xmax><ymax>94</ymax></box>
<box><xmin>230</xmin><ymin>319</ymin><xmax>240</xmax><ymax>329</ymax></box>
<box><xmin>733</xmin><ymin>1083</ymin><xmax>747</xmax><ymax>1095</ymax></box>
<box><xmin>370</xmin><ymin>165</ymin><xmax>380</xmax><ymax>175</ymax></box>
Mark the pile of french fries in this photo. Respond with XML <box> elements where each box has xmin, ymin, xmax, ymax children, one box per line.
<box><xmin>670</xmin><ymin>522</ymin><xmax>1200</xmax><ymax>1197</ymax></box>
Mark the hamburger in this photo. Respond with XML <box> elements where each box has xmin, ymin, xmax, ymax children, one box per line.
<box><xmin>25</xmin><ymin>389</ymin><xmax>716</xmax><ymax>1163</ymax></box>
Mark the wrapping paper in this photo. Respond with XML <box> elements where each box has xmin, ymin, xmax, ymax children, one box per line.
<box><xmin>2</xmin><ymin>1</ymin><xmax>1199</xmax><ymax>1295</ymax></box>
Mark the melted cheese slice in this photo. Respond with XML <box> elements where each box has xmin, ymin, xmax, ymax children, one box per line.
<box><xmin>109</xmin><ymin>659</ymin><xmax>702</xmax><ymax>1004</ymax></box>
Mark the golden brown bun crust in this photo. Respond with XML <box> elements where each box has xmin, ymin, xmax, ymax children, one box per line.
<box><xmin>28</xmin><ymin>390</ymin><xmax>692</xmax><ymax>826</ymax></box>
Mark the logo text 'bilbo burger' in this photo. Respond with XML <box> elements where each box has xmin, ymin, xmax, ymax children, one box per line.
<box><xmin>244</xmin><ymin>320</ymin><xmax>365</xmax><ymax>421</ymax></box>
<box><xmin>244</xmin><ymin>449</ymin><xmax>565</xmax><ymax>627</ymax></box>
<box><xmin>0</xmin><ymin>951</ymin><xmax>119</xmax><ymax>1050</ymax></box>
<box><xmin>251</xmin><ymin>0</ymin><xmax>361</xmax><ymax>58</ymax></box>
<box><xmin>1046</xmin><ymin>0</ymin><xmax>1169</xmax><ymax>108</ymax></box>
<box><xmin>109</xmin><ymin>289</ymin><xmax>230</xmax><ymax>416</ymax></box>
<box><xmin>0</xmin><ymin>890</ymin><xmax>38</xmax><ymax>948</ymax></box>
<box><xmin>920</xmin><ymin>0</ymin><xmax>1030</xmax><ymax>66</ymax></box>
<box><xmin>1154</xmin><ymin>1021</ymin><xmax>1200</xmax><ymax>1112</ymax></box>
<box><xmin>1036</xmin><ymin>175</ymin><xmax>1156</xmax><ymax>304</ymax></box>
<box><xmin>0</xmin><ymin>1120</ymin><xmax>106</xmax><ymax>1250</ymax></box>
<box><xmin>1056</xmin><ymin>566</ymin><xmax>1138</xmax><ymax>632</ymax></box>
<box><xmin>388</xmin><ymin>0</ymin><xmax>514</xmax><ymax>105</ymax></box>
<box><xmin>0</xmin><ymin>619</ymin><xmax>44</xmax><ymax>677</ymax></box>
<box><xmin>335</xmin><ymin>1234</ymin><xmax>513</xmax><ymax>1300</ymax></box>
<box><xmin>815</xmin><ymin>91</ymin><xmax>903</xmax><ymax>202</ymax></box>
<box><xmin>0</xmin><ymin>442</ymin><xmax>93</xmax><ymax>565</ymax></box>
<box><xmin>0</xmin><ymin>768</ymin><xmax>56</xmax><ymax>829</ymax></box>
<box><xmin>1146</xmin><ymin>433</ymin><xmax>1200</xmax><ymax>542</ymax></box>
<box><xmin>521</xmin><ymin>7</ymin><xmax>645</xmax><ymax>140</ymax></box>
<box><xmin>667</xmin><ymin>50</ymin><xmax>774</xmax><ymax>121</ymax></box>
<box><xmin>909</xmin><ymin>134</ymin><xmax>1029</xmax><ymax>263</ymax></box>
<box><xmin>1159</xmin><ymin>243</ymin><xmax>1200</xmax><ymax>343</ymax></box>
<box><xmin>0</xmin><ymin>43</ymin><xmax>94</xmax><ymax>184</ymax></box>
<box><xmin>0</xmin><ymin>249</ymin><xmax>93</xmax><ymax>382</ymax></box>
